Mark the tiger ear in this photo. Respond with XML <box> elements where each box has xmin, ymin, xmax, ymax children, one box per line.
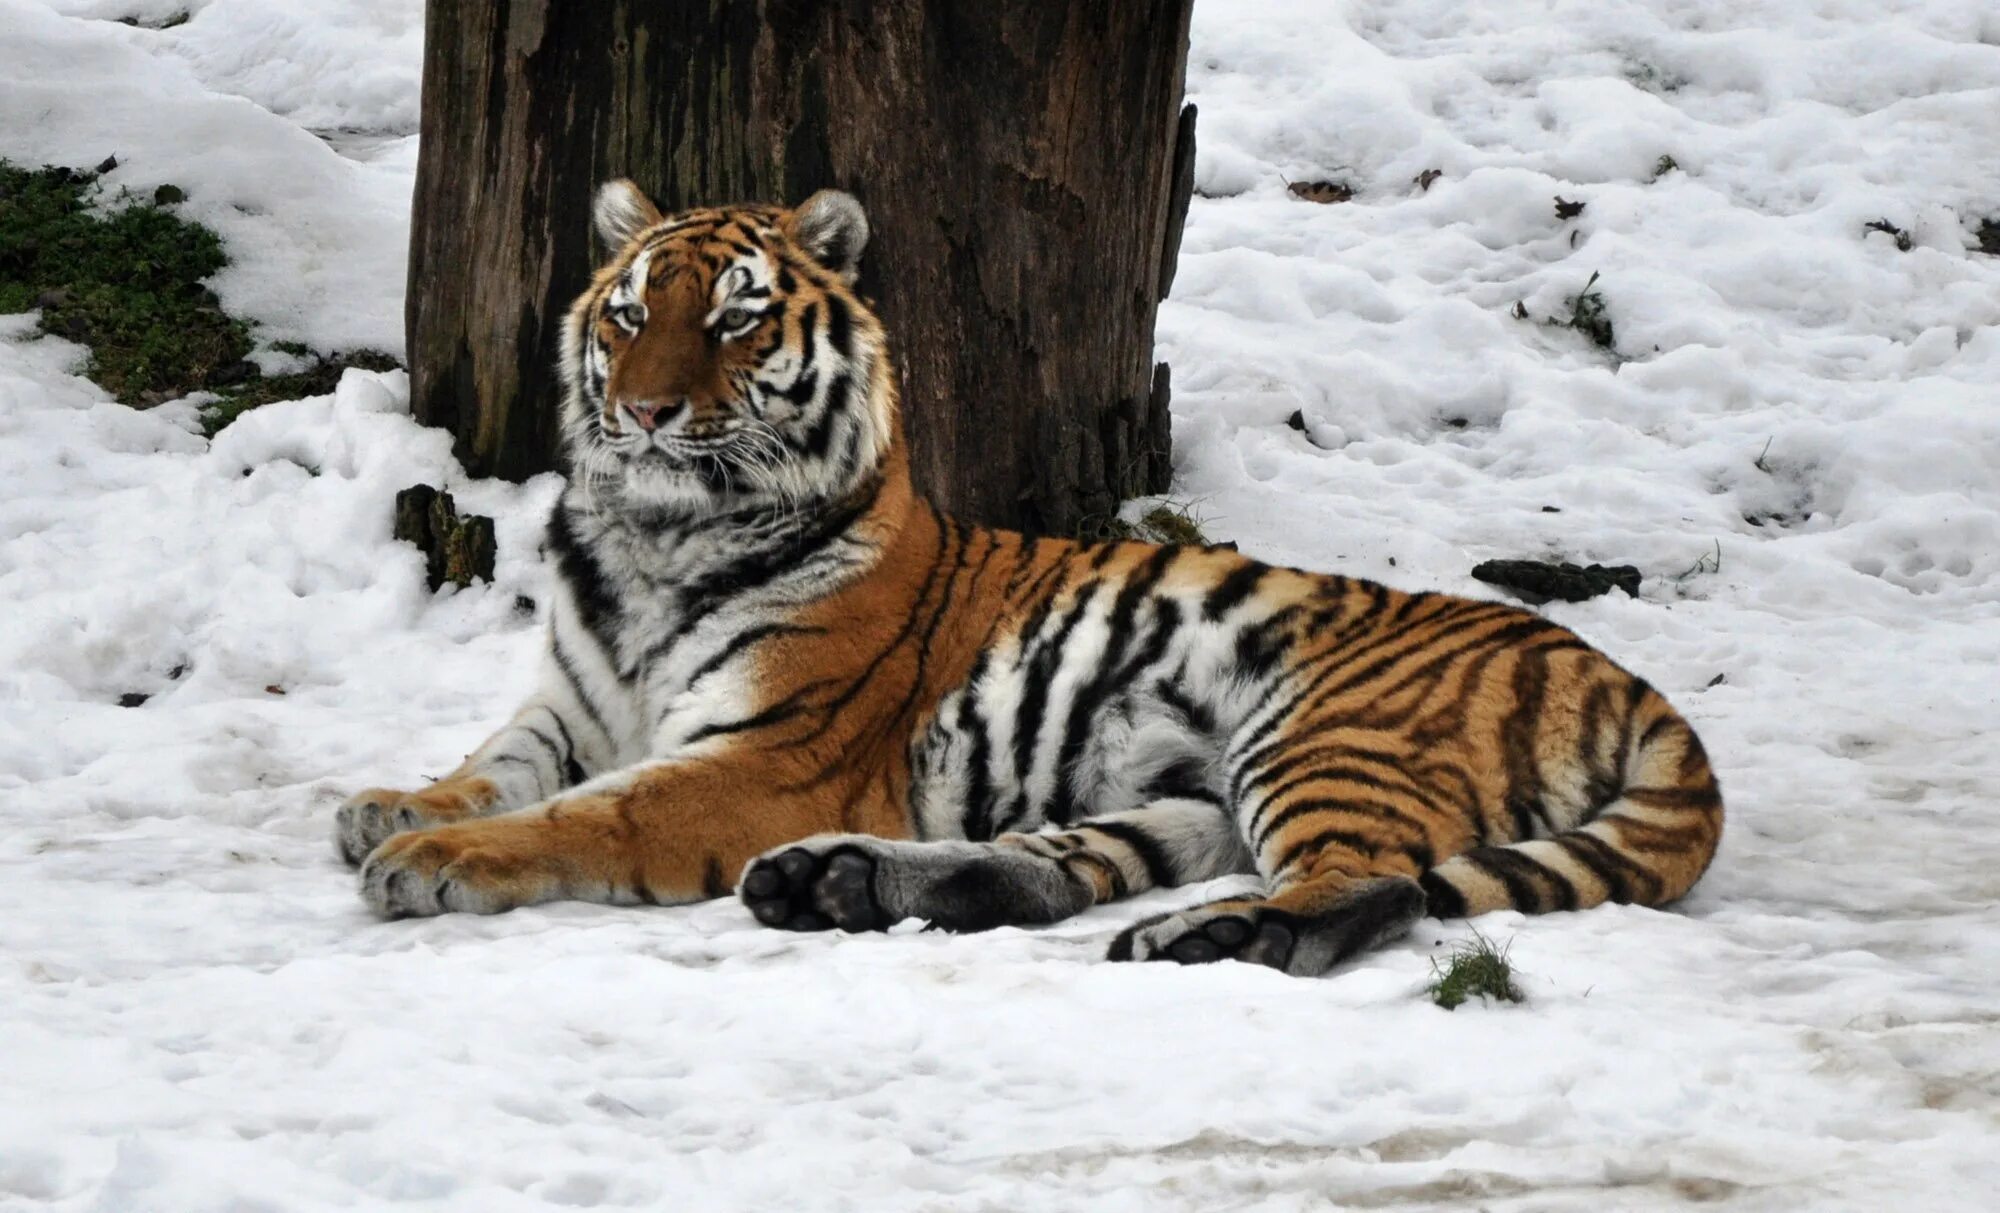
<box><xmin>786</xmin><ymin>190</ymin><xmax>869</xmax><ymax>281</ymax></box>
<box><xmin>593</xmin><ymin>178</ymin><xmax>663</xmax><ymax>250</ymax></box>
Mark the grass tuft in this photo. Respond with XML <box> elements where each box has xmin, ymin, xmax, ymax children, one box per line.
<box><xmin>1428</xmin><ymin>931</ymin><xmax>1523</xmax><ymax>1010</ymax></box>
<box><xmin>1562</xmin><ymin>271</ymin><xmax>1616</xmax><ymax>352</ymax></box>
<box><xmin>1081</xmin><ymin>502</ymin><xmax>1211</xmax><ymax>547</ymax></box>
<box><xmin>1675</xmin><ymin>538</ymin><xmax>1724</xmax><ymax>582</ymax></box>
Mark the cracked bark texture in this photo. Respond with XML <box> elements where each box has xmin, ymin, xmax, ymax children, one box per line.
<box><xmin>407</xmin><ymin>0</ymin><xmax>1195</xmax><ymax>534</ymax></box>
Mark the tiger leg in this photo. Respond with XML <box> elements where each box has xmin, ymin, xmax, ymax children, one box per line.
<box><xmin>739</xmin><ymin>797</ymin><xmax>1252</xmax><ymax>933</ymax></box>
<box><xmin>1111</xmin><ymin>772</ymin><xmax>1433</xmax><ymax>974</ymax></box>
<box><xmin>1108</xmin><ymin>870</ymin><xmax>1426</xmax><ymax>976</ymax></box>
<box><xmin>356</xmin><ymin>756</ymin><xmax>905</xmax><ymax>918</ymax></box>
<box><xmin>337</xmin><ymin>774</ymin><xmax>504</xmax><ymax>868</ymax></box>
<box><xmin>336</xmin><ymin>679</ymin><xmax>612</xmax><ymax>865</ymax></box>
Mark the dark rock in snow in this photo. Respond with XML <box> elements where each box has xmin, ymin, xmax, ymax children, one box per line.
<box><xmin>1471</xmin><ymin>559</ymin><xmax>1641</xmax><ymax>605</ymax></box>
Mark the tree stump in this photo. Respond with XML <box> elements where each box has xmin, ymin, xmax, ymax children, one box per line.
<box><xmin>393</xmin><ymin>485</ymin><xmax>497</xmax><ymax>591</ymax></box>
<box><xmin>407</xmin><ymin>0</ymin><xmax>1196</xmax><ymax>535</ymax></box>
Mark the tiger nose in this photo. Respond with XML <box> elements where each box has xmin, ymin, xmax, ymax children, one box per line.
<box><xmin>622</xmin><ymin>399</ymin><xmax>684</xmax><ymax>433</ymax></box>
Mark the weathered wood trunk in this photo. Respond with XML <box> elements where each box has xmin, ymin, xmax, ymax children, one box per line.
<box><xmin>407</xmin><ymin>0</ymin><xmax>1195</xmax><ymax>535</ymax></box>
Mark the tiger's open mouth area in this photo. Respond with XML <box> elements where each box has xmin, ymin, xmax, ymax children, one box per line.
<box><xmin>1</xmin><ymin>1</ymin><xmax>1997</xmax><ymax>1210</ymax></box>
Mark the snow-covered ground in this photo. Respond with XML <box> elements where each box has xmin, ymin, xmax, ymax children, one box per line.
<box><xmin>3</xmin><ymin>0</ymin><xmax>1998</xmax><ymax>1208</ymax></box>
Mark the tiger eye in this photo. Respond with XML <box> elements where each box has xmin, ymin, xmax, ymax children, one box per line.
<box><xmin>718</xmin><ymin>306</ymin><xmax>754</xmax><ymax>332</ymax></box>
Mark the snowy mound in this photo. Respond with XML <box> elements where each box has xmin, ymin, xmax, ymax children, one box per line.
<box><xmin>3</xmin><ymin>0</ymin><xmax>1998</xmax><ymax>1208</ymax></box>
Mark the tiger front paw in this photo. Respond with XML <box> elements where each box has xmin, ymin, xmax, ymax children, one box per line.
<box><xmin>335</xmin><ymin>789</ymin><xmax>430</xmax><ymax>867</ymax></box>
<box><xmin>357</xmin><ymin>823</ymin><xmax>559</xmax><ymax>918</ymax></box>
<box><xmin>334</xmin><ymin>779</ymin><xmax>497</xmax><ymax>867</ymax></box>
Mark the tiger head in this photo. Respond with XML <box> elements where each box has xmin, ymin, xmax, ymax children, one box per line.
<box><xmin>559</xmin><ymin>180</ymin><xmax>896</xmax><ymax>513</ymax></box>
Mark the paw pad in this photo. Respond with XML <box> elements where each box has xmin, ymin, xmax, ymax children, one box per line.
<box><xmin>740</xmin><ymin>846</ymin><xmax>886</xmax><ymax>933</ymax></box>
<box><xmin>1111</xmin><ymin>907</ymin><xmax>1299</xmax><ymax>971</ymax></box>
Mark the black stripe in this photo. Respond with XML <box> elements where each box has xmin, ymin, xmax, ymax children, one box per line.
<box><xmin>823</xmin><ymin>294</ymin><xmax>852</xmax><ymax>359</ymax></box>
<box><xmin>1202</xmin><ymin>560</ymin><xmax>1268</xmax><ymax>621</ymax></box>
<box><xmin>1271</xmin><ymin>827</ymin><xmax>1378</xmax><ymax>875</ymax></box>
<box><xmin>954</xmin><ymin>657</ymin><xmax>998</xmax><ymax>841</ymax></box>
<box><xmin>1461</xmin><ymin>845</ymin><xmax>1544</xmax><ymax>910</ymax></box>
<box><xmin>1634</xmin><ymin>710</ymin><xmax>1675</xmax><ymax>757</ymax></box>
<box><xmin>1141</xmin><ymin>756</ymin><xmax>1217</xmax><ymax>804</ymax></box>
<box><xmin>1484</xmin><ymin>846</ymin><xmax>1578</xmax><ymax>911</ymax></box>
<box><xmin>520</xmin><ymin>725</ymin><xmax>563</xmax><ymax>768</ymax></box>
<box><xmin>1307</xmin><ymin>609</ymin><xmax>1550</xmax><ymax>721</ymax></box>
<box><xmin>793</xmin><ymin>300</ymin><xmax>819</xmax><ymax>370</ymax></box>
<box><xmin>1577</xmin><ymin>680</ymin><xmax>1624</xmax><ymax>813</ymax></box>
<box><xmin>1419</xmin><ymin>870</ymin><xmax>1467</xmax><ymax>918</ymax></box>
<box><xmin>1047</xmin><ymin>561</ymin><xmax>1184</xmax><ymax>823</ymax></box>
<box><xmin>537</xmin><ymin>707</ymin><xmax>585</xmax><ymax>787</ymax></box>
<box><xmin>1623</xmin><ymin>785</ymin><xmax>1720</xmax><ymax>809</ymax></box>
<box><xmin>1224</xmin><ymin>587</ymin><xmax>1423</xmax><ymax>792</ymax></box>
<box><xmin>1500</xmin><ymin>649</ymin><xmax>1550</xmax><ymax>839</ymax></box>
<box><xmin>1245</xmin><ymin>738</ymin><xmax>1409</xmax><ymax>799</ymax></box>
<box><xmin>1153</xmin><ymin>674</ymin><xmax>1217</xmax><ymax>735</ymax></box>
<box><xmin>799</xmin><ymin>371</ymin><xmax>850</xmax><ymax>459</ymax></box>
<box><xmin>1252</xmin><ymin>793</ymin><xmax>1426</xmax><ymax>852</ymax></box>
<box><xmin>547</xmin><ymin>503</ymin><xmax>622</xmax><ymax>660</ymax></box>
<box><xmin>550</xmin><ymin>634</ymin><xmax>613</xmax><ymax>746</ymax></box>
<box><xmin>880</xmin><ymin>519</ymin><xmax>982</xmax><ymax>736</ymax></box>
<box><xmin>1008</xmin><ymin>582</ymin><xmax>1103</xmax><ymax>807</ymax></box>
<box><xmin>1254</xmin><ymin>761</ymin><xmax>1407</xmax><ymax>816</ymax></box>
<box><xmin>782</xmin><ymin>368</ymin><xmax>819</xmax><ymax>406</ymax></box>
<box><xmin>681</xmin><ymin>681</ymin><xmax>830</xmax><ymax>745</ymax></box>
<box><xmin>1082</xmin><ymin>820</ymin><xmax>1176</xmax><ymax>888</ymax></box>
<box><xmin>685</xmin><ymin>623</ymin><xmax>826</xmax><ymax>690</ymax></box>
<box><xmin>784</xmin><ymin>504</ymin><xmax>953</xmax><ymax>755</ymax></box>
<box><xmin>1231</xmin><ymin>605</ymin><xmax>1302</xmax><ymax>681</ymax></box>
<box><xmin>1004</xmin><ymin>535</ymin><xmax>1047</xmax><ymax>598</ymax></box>
<box><xmin>655</xmin><ymin>474</ymin><xmax>883</xmax><ymax>658</ymax></box>
<box><xmin>1554</xmin><ymin>832</ymin><xmax>1640</xmax><ymax>904</ymax></box>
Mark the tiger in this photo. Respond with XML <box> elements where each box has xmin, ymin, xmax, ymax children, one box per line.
<box><xmin>334</xmin><ymin>179</ymin><xmax>1724</xmax><ymax>976</ymax></box>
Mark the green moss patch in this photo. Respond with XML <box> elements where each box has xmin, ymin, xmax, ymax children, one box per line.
<box><xmin>0</xmin><ymin>160</ymin><xmax>250</xmax><ymax>400</ymax></box>
<box><xmin>196</xmin><ymin>349</ymin><xmax>401</xmax><ymax>437</ymax></box>
<box><xmin>1</xmin><ymin>159</ymin><xmax>398</xmax><ymax>432</ymax></box>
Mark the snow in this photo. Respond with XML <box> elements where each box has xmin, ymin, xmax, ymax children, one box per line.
<box><xmin>1</xmin><ymin>0</ymin><xmax>414</xmax><ymax>356</ymax></box>
<box><xmin>2</xmin><ymin>0</ymin><xmax>1998</xmax><ymax>1208</ymax></box>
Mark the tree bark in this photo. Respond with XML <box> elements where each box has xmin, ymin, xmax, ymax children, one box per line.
<box><xmin>408</xmin><ymin>0</ymin><xmax>1194</xmax><ymax>535</ymax></box>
